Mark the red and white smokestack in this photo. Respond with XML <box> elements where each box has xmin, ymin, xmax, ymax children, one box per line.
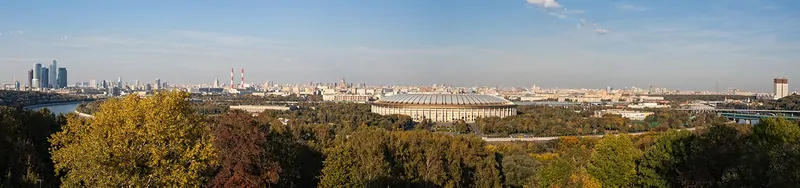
<box><xmin>230</xmin><ymin>68</ymin><xmax>234</xmax><ymax>89</ymax></box>
<box><xmin>240</xmin><ymin>69</ymin><xmax>245</xmax><ymax>88</ymax></box>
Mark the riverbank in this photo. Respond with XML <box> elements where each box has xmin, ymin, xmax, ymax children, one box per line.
<box><xmin>22</xmin><ymin>100</ymin><xmax>94</xmax><ymax>109</ymax></box>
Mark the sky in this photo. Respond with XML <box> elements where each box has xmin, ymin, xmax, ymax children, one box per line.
<box><xmin>0</xmin><ymin>0</ymin><xmax>798</xmax><ymax>92</ymax></box>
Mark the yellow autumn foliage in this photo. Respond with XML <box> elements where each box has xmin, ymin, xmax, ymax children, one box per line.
<box><xmin>50</xmin><ymin>91</ymin><xmax>216</xmax><ymax>187</ymax></box>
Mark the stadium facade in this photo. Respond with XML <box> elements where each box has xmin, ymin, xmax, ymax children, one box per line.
<box><xmin>371</xmin><ymin>94</ymin><xmax>517</xmax><ymax>123</ymax></box>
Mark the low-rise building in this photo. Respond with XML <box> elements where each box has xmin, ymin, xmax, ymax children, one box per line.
<box><xmin>681</xmin><ymin>104</ymin><xmax>715</xmax><ymax>111</ymax></box>
<box><xmin>594</xmin><ymin>109</ymin><xmax>654</xmax><ymax>121</ymax></box>
<box><xmin>229</xmin><ymin>105</ymin><xmax>297</xmax><ymax>114</ymax></box>
<box><xmin>322</xmin><ymin>94</ymin><xmax>371</xmax><ymax>102</ymax></box>
<box><xmin>628</xmin><ymin>102</ymin><xmax>670</xmax><ymax>109</ymax></box>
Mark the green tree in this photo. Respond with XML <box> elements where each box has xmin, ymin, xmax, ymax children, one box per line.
<box><xmin>50</xmin><ymin>91</ymin><xmax>217</xmax><ymax>187</ymax></box>
<box><xmin>741</xmin><ymin>117</ymin><xmax>800</xmax><ymax>186</ymax></box>
<box><xmin>501</xmin><ymin>155</ymin><xmax>540</xmax><ymax>188</ymax></box>
<box><xmin>635</xmin><ymin>130</ymin><xmax>692</xmax><ymax>188</ymax></box>
<box><xmin>319</xmin><ymin>127</ymin><xmax>391</xmax><ymax>188</ymax></box>
<box><xmin>588</xmin><ymin>134</ymin><xmax>642</xmax><ymax>187</ymax></box>
<box><xmin>0</xmin><ymin>107</ymin><xmax>61</xmax><ymax>187</ymax></box>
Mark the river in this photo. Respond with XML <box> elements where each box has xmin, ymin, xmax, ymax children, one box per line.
<box><xmin>25</xmin><ymin>102</ymin><xmax>81</xmax><ymax>115</ymax></box>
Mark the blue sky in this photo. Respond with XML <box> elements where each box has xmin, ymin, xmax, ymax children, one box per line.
<box><xmin>1</xmin><ymin>0</ymin><xmax>798</xmax><ymax>92</ymax></box>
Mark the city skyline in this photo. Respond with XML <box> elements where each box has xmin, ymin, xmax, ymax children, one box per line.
<box><xmin>1</xmin><ymin>0</ymin><xmax>799</xmax><ymax>92</ymax></box>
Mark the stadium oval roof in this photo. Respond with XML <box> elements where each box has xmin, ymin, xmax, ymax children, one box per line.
<box><xmin>374</xmin><ymin>94</ymin><xmax>515</xmax><ymax>107</ymax></box>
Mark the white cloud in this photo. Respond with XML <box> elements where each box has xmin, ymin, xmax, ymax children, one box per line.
<box><xmin>527</xmin><ymin>0</ymin><xmax>560</xmax><ymax>8</ymax></box>
<box><xmin>594</xmin><ymin>29</ymin><xmax>610</xmax><ymax>35</ymax></box>
<box><xmin>618</xmin><ymin>4</ymin><xmax>649</xmax><ymax>12</ymax></box>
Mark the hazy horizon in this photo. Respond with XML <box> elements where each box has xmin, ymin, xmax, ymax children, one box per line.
<box><xmin>1</xmin><ymin>0</ymin><xmax>798</xmax><ymax>92</ymax></box>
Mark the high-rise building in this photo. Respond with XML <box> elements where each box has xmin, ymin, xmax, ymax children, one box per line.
<box><xmin>339</xmin><ymin>78</ymin><xmax>347</xmax><ymax>89</ymax></box>
<box><xmin>58</xmin><ymin>68</ymin><xmax>67</xmax><ymax>88</ymax></box>
<box><xmin>117</xmin><ymin>77</ymin><xmax>122</xmax><ymax>88</ymax></box>
<box><xmin>213</xmin><ymin>78</ymin><xmax>220</xmax><ymax>88</ymax></box>
<box><xmin>27</xmin><ymin>69</ymin><xmax>33</xmax><ymax>89</ymax></box>
<box><xmin>33</xmin><ymin>63</ymin><xmax>42</xmax><ymax>88</ymax></box>
<box><xmin>41</xmin><ymin>67</ymin><xmax>49</xmax><ymax>88</ymax></box>
<box><xmin>90</xmin><ymin>80</ymin><xmax>97</xmax><ymax>89</ymax></box>
<box><xmin>155</xmin><ymin>79</ymin><xmax>161</xmax><ymax>90</ymax></box>
<box><xmin>50</xmin><ymin>60</ymin><xmax>58</xmax><ymax>88</ymax></box>
<box><xmin>14</xmin><ymin>80</ymin><xmax>20</xmax><ymax>91</ymax></box>
<box><xmin>774</xmin><ymin>78</ymin><xmax>789</xmax><ymax>99</ymax></box>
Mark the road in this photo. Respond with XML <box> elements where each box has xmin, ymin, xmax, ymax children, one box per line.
<box><xmin>481</xmin><ymin>127</ymin><xmax>697</xmax><ymax>142</ymax></box>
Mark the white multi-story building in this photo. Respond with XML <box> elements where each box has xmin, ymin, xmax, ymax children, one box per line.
<box><xmin>774</xmin><ymin>78</ymin><xmax>789</xmax><ymax>99</ymax></box>
<box><xmin>594</xmin><ymin>109</ymin><xmax>654</xmax><ymax>121</ymax></box>
<box><xmin>323</xmin><ymin>94</ymin><xmax>371</xmax><ymax>102</ymax></box>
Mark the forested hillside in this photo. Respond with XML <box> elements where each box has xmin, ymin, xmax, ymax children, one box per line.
<box><xmin>0</xmin><ymin>91</ymin><xmax>86</xmax><ymax>108</ymax></box>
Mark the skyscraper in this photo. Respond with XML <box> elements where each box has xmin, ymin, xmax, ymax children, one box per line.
<box><xmin>117</xmin><ymin>77</ymin><xmax>122</xmax><ymax>88</ymax></box>
<box><xmin>155</xmin><ymin>79</ymin><xmax>161</xmax><ymax>90</ymax></box>
<box><xmin>774</xmin><ymin>78</ymin><xmax>789</xmax><ymax>99</ymax></box>
<box><xmin>41</xmin><ymin>67</ymin><xmax>49</xmax><ymax>88</ymax></box>
<box><xmin>14</xmin><ymin>80</ymin><xmax>20</xmax><ymax>91</ymax></box>
<box><xmin>58</xmin><ymin>68</ymin><xmax>67</xmax><ymax>88</ymax></box>
<box><xmin>90</xmin><ymin>80</ymin><xmax>97</xmax><ymax>89</ymax></box>
<box><xmin>50</xmin><ymin>60</ymin><xmax>58</xmax><ymax>88</ymax></box>
<box><xmin>32</xmin><ymin>63</ymin><xmax>41</xmax><ymax>88</ymax></box>
<box><xmin>27</xmin><ymin>69</ymin><xmax>33</xmax><ymax>89</ymax></box>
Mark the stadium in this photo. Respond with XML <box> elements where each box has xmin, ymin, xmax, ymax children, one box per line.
<box><xmin>371</xmin><ymin>94</ymin><xmax>517</xmax><ymax>123</ymax></box>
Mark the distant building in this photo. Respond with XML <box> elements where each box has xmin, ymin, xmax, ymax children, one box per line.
<box><xmin>323</xmin><ymin>94</ymin><xmax>371</xmax><ymax>102</ymax></box>
<box><xmin>371</xmin><ymin>94</ymin><xmax>517</xmax><ymax>123</ymax></box>
<box><xmin>14</xmin><ymin>81</ymin><xmax>20</xmax><ymax>91</ymax></box>
<box><xmin>33</xmin><ymin>63</ymin><xmax>42</xmax><ymax>88</ymax></box>
<box><xmin>638</xmin><ymin>96</ymin><xmax>665</xmax><ymax>102</ymax></box>
<box><xmin>680</xmin><ymin>103</ymin><xmax>715</xmax><ymax>111</ymax></box>
<box><xmin>594</xmin><ymin>109</ymin><xmax>654</xmax><ymax>121</ymax></box>
<box><xmin>50</xmin><ymin>60</ymin><xmax>58</xmax><ymax>88</ymax></box>
<box><xmin>567</xmin><ymin>96</ymin><xmax>602</xmax><ymax>103</ymax></box>
<box><xmin>57</xmin><ymin>68</ymin><xmax>67</xmax><ymax>88</ymax></box>
<box><xmin>628</xmin><ymin>102</ymin><xmax>670</xmax><ymax>109</ymax></box>
<box><xmin>229</xmin><ymin>105</ymin><xmax>297</xmax><ymax>115</ymax></box>
<box><xmin>519</xmin><ymin>96</ymin><xmax>548</xmax><ymax>101</ymax></box>
<box><xmin>155</xmin><ymin>79</ymin><xmax>161</xmax><ymax>90</ymax></box>
<box><xmin>27</xmin><ymin>70</ymin><xmax>33</xmax><ymax>90</ymax></box>
<box><xmin>41</xmin><ymin>67</ymin><xmax>49</xmax><ymax>88</ymax></box>
<box><xmin>775</xmin><ymin>78</ymin><xmax>789</xmax><ymax>99</ymax></box>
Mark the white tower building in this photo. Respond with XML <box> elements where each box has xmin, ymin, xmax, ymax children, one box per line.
<box><xmin>774</xmin><ymin>77</ymin><xmax>789</xmax><ymax>99</ymax></box>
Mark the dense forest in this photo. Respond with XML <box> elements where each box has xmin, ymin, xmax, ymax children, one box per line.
<box><xmin>476</xmin><ymin>106</ymin><xmax>728</xmax><ymax>136</ymax></box>
<box><xmin>2</xmin><ymin>91</ymin><xmax>800</xmax><ymax>187</ymax></box>
<box><xmin>0</xmin><ymin>90</ymin><xmax>87</xmax><ymax>108</ymax></box>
